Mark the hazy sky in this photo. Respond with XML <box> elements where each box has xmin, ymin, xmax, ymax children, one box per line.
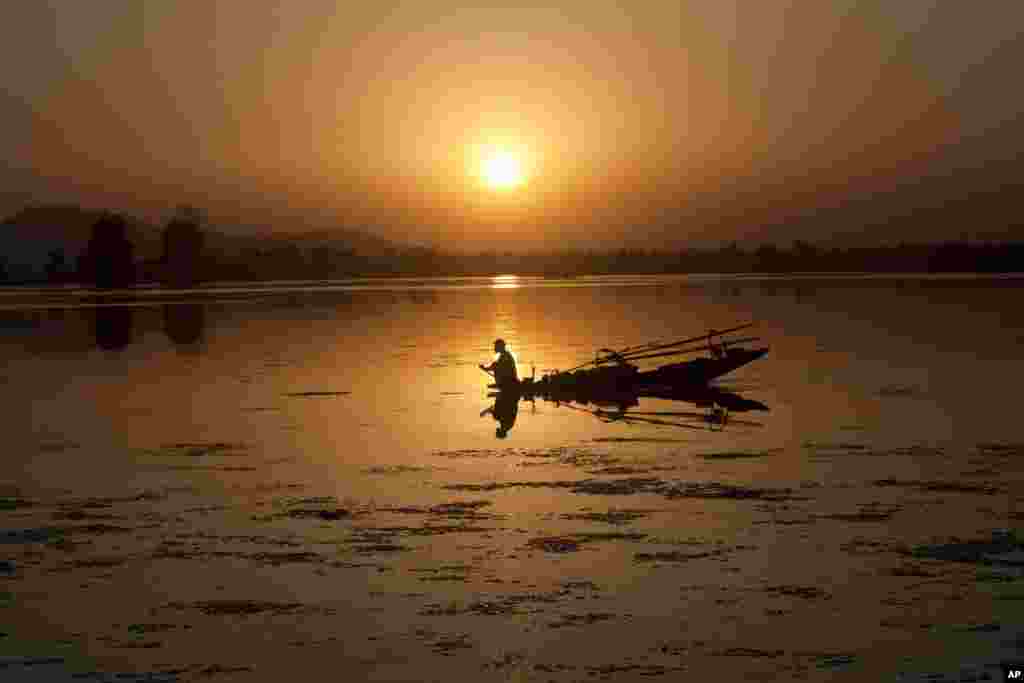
<box><xmin>4</xmin><ymin>1</ymin><xmax>1022</xmax><ymax>249</ymax></box>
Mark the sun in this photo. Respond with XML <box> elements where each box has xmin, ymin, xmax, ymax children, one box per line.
<box><xmin>480</xmin><ymin>150</ymin><xmax>524</xmax><ymax>190</ymax></box>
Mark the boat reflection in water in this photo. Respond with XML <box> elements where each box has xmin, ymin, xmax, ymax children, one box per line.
<box><xmin>481</xmin><ymin>383</ymin><xmax>768</xmax><ymax>438</ymax></box>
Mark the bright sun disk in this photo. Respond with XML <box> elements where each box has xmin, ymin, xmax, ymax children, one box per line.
<box><xmin>481</xmin><ymin>151</ymin><xmax>524</xmax><ymax>190</ymax></box>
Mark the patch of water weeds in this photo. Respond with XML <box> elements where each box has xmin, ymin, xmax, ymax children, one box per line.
<box><xmin>584</xmin><ymin>465</ymin><xmax>652</xmax><ymax>475</ymax></box>
<box><xmin>140</xmin><ymin>442</ymin><xmax>250</xmax><ymax>458</ymax></box>
<box><xmin>977</xmin><ymin>442</ymin><xmax>1024</xmax><ymax>457</ymax></box>
<box><xmin>634</xmin><ymin>548</ymin><xmax>730</xmax><ymax>563</ymax></box>
<box><xmin>0</xmin><ymin>497</ymin><xmax>33</xmax><ymax>511</ymax></box>
<box><xmin>429</xmin><ymin>632</ymin><xmax>474</xmax><ymax>656</ymax></box>
<box><xmin>253</xmin><ymin>495</ymin><xmax>356</xmax><ymax>522</ymax></box>
<box><xmin>72</xmin><ymin>664</ymin><xmax>253</xmax><ymax>681</ymax></box>
<box><xmin>442</xmin><ymin>477</ymin><xmax>802</xmax><ymax>502</ymax></box>
<box><xmin>820</xmin><ymin>503</ymin><xmax>901</xmax><ymax>523</ymax></box>
<box><xmin>419</xmin><ymin>590</ymin><xmax>568</xmax><ymax>618</ymax></box>
<box><xmin>433</xmin><ymin>449</ymin><xmax>505</xmax><ymax>460</ymax></box>
<box><xmin>527</xmin><ymin>537</ymin><xmax>581</xmax><ymax>553</ymax></box>
<box><xmin>154</xmin><ymin>544</ymin><xmax>327</xmax><ymax>566</ymax></box>
<box><xmin>584</xmin><ymin>663</ymin><xmax>686</xmax><ymax>676</ymax></box>
<box><xmin>548</xmin><ymin>612</ymin><xmax>619</xmax><ymax>628</ymax></box>
<box><xmin>696</xmin><ymin>449</ymin><xmax>777</xmax><ymax>460</ymax></box>
<box><xmin>47</xmin><ymin>556</ymin><xmax>130</xmax><ymax>573</ymax></box>
<box><xmin>841</xmin><ymin>537</ymin><xmax>909</xmax><ymax>556</ymax></box>
<box><xmin>362</xmin><ymin>464</ymin><xmax>432</xmax><ymax>475</ymax></box>
<box><xmin>905</xmin><ymin>533</ymin><xmax>1024</xmax><ymax>566</ymax></box>
<box><xmin>163</xmin><ymin>600</ymin><xmax>335</xmax><ymax>617</ymax></box>
<box><xmin>572</xmin><ymin>531</ymin><xmax>647</xmax><ymax>543</ymax></box>
<box><xmin>592</xmin><ymin>437</ymin><xmax>687</xmax><ymax>443</ymax></box>
<box><xmin>875</xmin><ymin>479</ymin><xmax>1000</xmax><ymax>495</ymax></box>
<box><xmin>562</xmin><ymin>509</ymin><xmax>653</xmax><ymax>525</ymax></box>
<box><xmin>712</xmin><ymin>647</ymin><xmax>785</xmax><ymax>657</ymax></box>
<box><xmin>764</xmin><ymin>585</ymin><xmax>831</xmax><ymax>600</ymax></box>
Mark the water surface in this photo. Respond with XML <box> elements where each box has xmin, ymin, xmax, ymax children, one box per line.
<box><xmin>2</xmin><ymin>274</ymin><xmax>1022</xmax><ymax>681</ymax></box>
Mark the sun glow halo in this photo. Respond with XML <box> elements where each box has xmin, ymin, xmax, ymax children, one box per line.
<box><xmin>480</xmin><ymin>150</ymin><xmax>525</xmax><ymax>190</ymax></box>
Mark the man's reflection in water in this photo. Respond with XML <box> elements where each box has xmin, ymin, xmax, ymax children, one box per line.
<box><xmin>480</xmin><ymin>391</ymin><xmax>519</xmax><ymax>438</ymax></box>
<box><xmin>92</xmin><ymin>306</ymin><xmax>133</xmax><ymax>351</ymax></box>
<box><xmin>163</xmin><ymin>304</ymin><xmax>205</xmax><ymax>350</ymax></box>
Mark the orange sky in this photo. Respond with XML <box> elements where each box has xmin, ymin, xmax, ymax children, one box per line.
<box><xmin>6</xmin><ymin>1</ymin><xmax>1023</xmax><ymax>249</ymax></box>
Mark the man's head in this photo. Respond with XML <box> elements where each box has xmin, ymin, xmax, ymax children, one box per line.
<box><xmin>494</xmin><ymin>338</ymin><xmax>506</xmax><ymax>353</ymax></box>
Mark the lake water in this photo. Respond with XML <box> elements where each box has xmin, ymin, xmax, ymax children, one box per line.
<box><xmin>2</xmin><ymin>274</ymin><xmax>1022</xmax><ymax>681</ymax></box>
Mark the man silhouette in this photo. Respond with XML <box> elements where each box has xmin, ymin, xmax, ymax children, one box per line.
<box><xmin>479</xmin><ymin>338</ymin><xmax>519</xmax><ymax>389</ymax></box>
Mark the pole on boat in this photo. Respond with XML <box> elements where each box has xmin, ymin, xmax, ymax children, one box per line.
<box><xmin>565</xmin><ymin>322</ymin><xmax>758</xmax><ymax>371</ymax></box>
<box><xmin>613</xmin><ymin>322</ymin><xmax>755</xmax><ymax>358</ymax></box>
<box><xmin>612</xmin><ymin>336</ymin><xmax>761</xmax><ymax>364</ymax></box>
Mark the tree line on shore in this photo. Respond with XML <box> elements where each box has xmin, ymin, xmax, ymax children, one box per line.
<box><xmin>3</xmin><ymin>208</ymin><xmax>1023</xmax><ymax>287</ymax></box>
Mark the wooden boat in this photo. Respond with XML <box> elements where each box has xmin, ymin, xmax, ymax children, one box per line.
<box><xmin>488</xmin><ymin>323</ymin><xmax>768</xmax><ymax>396</ymax></box>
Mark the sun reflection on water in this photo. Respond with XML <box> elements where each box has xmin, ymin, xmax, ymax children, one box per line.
<box><xmin>491</xmin><ymin>274</ymin><xmax>520</xmax><ymax>290</ymax></box>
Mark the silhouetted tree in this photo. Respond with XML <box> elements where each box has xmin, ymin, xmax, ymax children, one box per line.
<box><xmin>45</xmin><ymin>248</ymin><xmax>66</xmax><ymax>283</ymax></box>
<box><xmin>162</xmin><ymin>206</ymin><xmax>205</xmax><ymax>287</ymax></box>
<box><xmin>79</xmin><ymin>213</ymin><xmax>135</xmax><ymax>288</ymax></box>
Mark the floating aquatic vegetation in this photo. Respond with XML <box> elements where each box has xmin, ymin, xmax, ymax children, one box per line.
<box><xmin>874</xmin><ymin>479</ymin><xmax>1000</xmax><ymax>495</ymax></box>
<box><xmin>420</xmin><ymin>590</ymin><xmax>565</xmax><ymax>617</ymax></box>
<box><xmin>58</xmin><ymin>491</ymin><xmax>167</xmax><ymax>509</ymax></box>
<box><xmin>527</xmin><ymin>537</ymin><xmax>581</xmax><ymax>553</ymax></box>
<box><xmin>52</xmin><ymin>509</ymin><xmax>118</xmax><ymax>522</ymax></box>
<box><xmin>572</xmin><ymin>531</ymin><xmax>647</xmax><ymax>543</ymax></box>
<box><xmin>429</xmin><ymin>633</ymin><xmax>473</xmax><ymax>656</ymax></box>
<box><xmin>591</xmin><ymin>437</ymin><xmax>687</xmax><ymax>443</ymax></box>
<box><xmin>153</xmin><ymin>545</ymin><xmax>325</xmax><ymax>566</ymax></box>
<box><xmin>634</xmin><ymin>549</ymin><xmax>727</xmax><ymax>563</ymax></box>
<box><xmin>712</xmin><ymin>647</ymin><xmax>785</xmax><ymax>658</ymax></box>
<box><xmin>585</xmin><ymin>465</ymin><xmax>652</xmax><ymax>475</ymax></box>
<box><xmin>548</xmin><ymin>612</ymin><xmax>618</xmax><ymax>628</ymax></box>
<box><xmin>584</xmin><ymin>663</ymin><xmax>685</xmax><ymax>676</ymax></box>
<box><xmin>38</xmin><ymin>440</ymin><xmax>81</xmax><ymax>453</ymax></box>
<box><xmin>764</xmin><ymin>585</ymin><xmax>831</xmax><ymax>600</ymax></box>
<box><xmin>960</xmin><ymin>622</ymin><xmax>1001</xmax><ymax>632</ymax></box>
<box><xmin>695</xmin><ymin>450</ymin><xmax>775</xmax><ymax>460</ymax></box>
<box><xmin>803</xmin><ymin>441</ymin><xmax>868</xmax><ymax>451</ymax></box>
<box><xmin>442</xmin><ymin>477</ymin><xmax>803</xmax><ymax>501</ymax></box>
<box><xmin>125</xmin><ymin>623</ymin><xmax>187</xmax><ymax>634</ymax></box>
<box><xmin>820</xmin><ymin>509</ymin><xmax>895</xmax><ymax>522</ymax></box>
<box><xmin>163</xmin><ymin>600</ymin><xmax>333</xmax><ymax>617</ymax></box>
<box><xmin>429</xmin><ymin>500</ymin><xmax>493</xmax><ymax>517</ymax></box>
<box><xmin>433</xmin><ymin>449</ymin><xmax>501</xmax><ymax>460</ymax></box>
<box><xmin>662</xmin><ymin>481</ymin><xmax>803</xmax><ymax>502</ymax></box>
<box><xmin>977</xmin><ymin>442</ymin><xmax>1024</xmax><ymax>457</ymax></box>
<box><xmin>362</xmin><ymin>464</ymin><xmax>432</xmax><ymax>475</ymax></box>
<box><xmin>144</xmin><ymin>442</ymin><xmax>249</xmax><ymax>458</ymax></box>
<box><xmin>49</xmin><ymin>556</ymin><xmax>129</xmax><ymax>572</ymax></box>
<box><xmin>277</xmin><ymin>508</ymin><xmax>352</xmax><ymax>521</ymax></box>
<box><xmin>146</xmin><ymin>464</ymin><xmax>258</xmax><ymax>473</ymax></box>
<box><xmin>0</xmin><ymin>527</ymin><xmax>64</xmax><ymax>544</ymax></box>
<box><xmin>840</xmin><ymin>537</ymin><xmax>907</xmax><ymax>555</ymax></box>
<box><xmin>882</xmin><ymin>564</ymin><xmax>939</xmax><ymax>578</ymax></box>
<box><xmin>0</xmin><ymin>497</ymin><xmax>33</xmax><ymax>511</ymax></box>
<box><xmin>877</xmin><ymin>384</ymin><xmax>922</xmax><ymax>397</ymax></box>
<box><xmin>561</xmin><ymin>509</ymin><xmax>651</xmax><ymax>525</ymax></box>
